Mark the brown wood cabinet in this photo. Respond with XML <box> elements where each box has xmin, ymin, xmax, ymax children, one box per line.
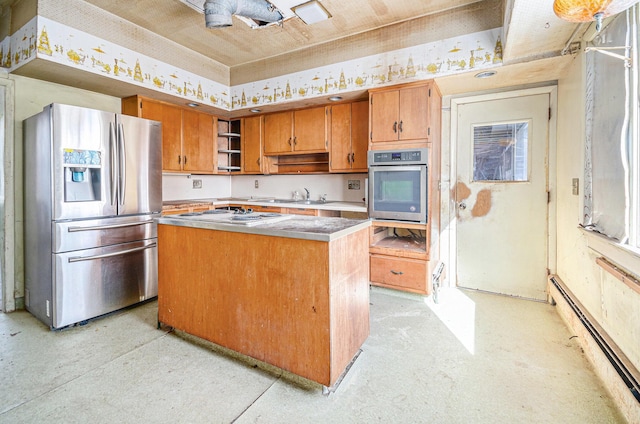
<box><xmin>242</xmin><ymin>115</ymin><xmax>263</xmax><ymax>174</ymax></box>
<box><xmin>122</xmin><ymin>95</ymin><xmax>215</xmax><ymax>174</ymax></box>
<box><xmin>370</xmin><ymin>254</ymin><xmax>428</xmax><ymax>293</ymax></box>
<box><xmin>285</xmin><ymin>207</ymin><xmax>340</xmax><ymax>217</ymax></box>
<box><xmin>369</xmin><ymin>221</ymin><xmax>433</xmax><ymax>295</ymax></box>
<box><xmin>329</xmin><ymin>100</ymin><xmax>368</xmax><ymax>172</ymax></box>
<box><xmin>157</xmin><ymin>223</ymin><xmax>370</xmax><ymax>387</ymax></box>
<box><xmin>264</xmin><ymin>106</ymin><xmax>327</xmax><ymax>155</ymax></box>
<box><xmin>369</xmin><ymin>81</ymin><xmax>440</xmax><ymax>146</ymax></box>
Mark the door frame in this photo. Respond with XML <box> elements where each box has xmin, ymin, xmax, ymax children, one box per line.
<box><xmin>0</xmin><ymin>74</ymin><xmax>16</xmax><ymax>312</ymax></box>
<box><xmin>446</xmin><ymin>86</ymin><xmax>558</xmax><ymax>298</ymax></box>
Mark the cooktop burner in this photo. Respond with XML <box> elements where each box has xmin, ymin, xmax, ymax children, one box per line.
<box><xmin>202</xmin><ymin>209</ymin><xmax>229</xmax><ymax>214</ymax></box>
<box><xmin>171</xmin><ymin>211</ymin><xmax>292</xmax><ymax>226</ymax></box>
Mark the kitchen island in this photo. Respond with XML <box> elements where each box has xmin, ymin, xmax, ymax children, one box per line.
<box><xmin>157</xmin><ymin>213</ymin><xmax>371</xmax><ymax>388</ymax></box>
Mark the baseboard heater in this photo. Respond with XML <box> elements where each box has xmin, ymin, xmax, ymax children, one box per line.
<box><xmin>549</xmin><ymin>276</ymin><xmax>640</xmax><ymax>403</ymax></box>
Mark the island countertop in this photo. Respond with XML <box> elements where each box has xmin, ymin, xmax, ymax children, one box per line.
<box><xmin>157</xmin><ymin>213</ymin><xmax>371</xmax><ymax>242</ymax></box>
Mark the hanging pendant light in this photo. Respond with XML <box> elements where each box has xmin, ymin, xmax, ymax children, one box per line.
<box><xmin>553</xmin><ymin>0</ymin><xmax>640</xmax><ymax>31</ymax></box>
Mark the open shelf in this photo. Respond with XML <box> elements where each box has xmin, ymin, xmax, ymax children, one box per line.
<box><xmin>269</xmin><ymin>152</ymin><xmax>329</xmax><ymax>174</ymax></box>
<box><xmin>370</xmin><ymin>223</ymin><xmax>428</xmax><ymax>260</ymax></box>
<box><xmin>217</xmin><ymin>119</ymin><xmax>242</xmax><ymax>173</ymax></box>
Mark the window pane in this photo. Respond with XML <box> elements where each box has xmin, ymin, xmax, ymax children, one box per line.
<box><xmin>473</xmin><ymin>122</ymin><xmax>529</xmax><ymax>182</ymax></box>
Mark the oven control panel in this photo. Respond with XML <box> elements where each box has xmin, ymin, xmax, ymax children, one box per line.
<box><xmin>368</xmin><ymin>148</ymin><xmax>428</xmax><ymax>165</ymax></box>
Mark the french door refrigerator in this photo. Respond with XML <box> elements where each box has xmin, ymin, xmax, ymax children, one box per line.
<box><xmin>24</xmin><ymin>103</ymin><xmax>162</xmax><ymax>329</ymax></box>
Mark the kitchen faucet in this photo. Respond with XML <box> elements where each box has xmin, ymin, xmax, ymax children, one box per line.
<box><xmin>304</xmin><ymin>188</ymin><xmax>310</xmax><ymax>200</ymax></box>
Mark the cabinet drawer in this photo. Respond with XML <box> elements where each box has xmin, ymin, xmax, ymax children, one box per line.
<box><xmin>253</xmin><ymin>205</ymin><xmax>282</xmax><ymax>213</ymax></box>
<box><xmin>285</xmin><ymin>207</ymin><xmax>318</xmax><ymax>216</ymax></box>
<box><xmin>370</xmin><ymin>255</ymin><xmax>427</xmax><ymax>293</ymax></box>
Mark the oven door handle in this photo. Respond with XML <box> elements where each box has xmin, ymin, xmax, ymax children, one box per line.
<box><xmin>68</xmin><ymin>242</ymin><xmax>157</xmax><ymax>263</ymax></box>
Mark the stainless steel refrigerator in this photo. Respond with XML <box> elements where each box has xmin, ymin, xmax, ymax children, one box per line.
<box><xmin>24</xmin><ymin>103</ymin><xmax>162</xmax><ymax>329</ymax></box>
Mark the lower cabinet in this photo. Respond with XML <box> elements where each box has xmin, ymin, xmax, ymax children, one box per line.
<box><xmin>370</xmin><ymin>255</ymin><xmax>428</xmax><ymax>293</ymax></box>
<box><xmin>369</xmin><ymin>220</ymin><xmax>435</xmax><ymax>295</ymax></box>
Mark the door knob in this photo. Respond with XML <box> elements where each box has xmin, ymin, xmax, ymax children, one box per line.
<box><xmin>459</xmin><ymin>202</ymin><xmax>467</xmax><ymax>210</ymax></box>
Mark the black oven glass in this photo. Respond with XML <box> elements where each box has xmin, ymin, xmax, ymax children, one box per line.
<box><xmin>374</xmin><ymin>170</ymin><xmax>421</xmax><ymax>212</ymax></box>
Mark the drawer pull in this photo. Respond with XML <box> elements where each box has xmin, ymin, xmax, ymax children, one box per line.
<box><xmin>390</xmin><ymin>269</ymin><xmax>404</xmax><ymax>275</ymax></box>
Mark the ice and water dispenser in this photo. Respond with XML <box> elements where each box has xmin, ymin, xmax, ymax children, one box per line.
<box><xmin>62</xmin><ymin>148</ymin><xmax>102</xmax><ymax>202</ymax></box>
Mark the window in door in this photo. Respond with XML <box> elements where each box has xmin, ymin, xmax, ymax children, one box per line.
<box><xmin>472</xmin><ymin>122</ymin><xmax>529</xmax><ymax>182</ymax></box>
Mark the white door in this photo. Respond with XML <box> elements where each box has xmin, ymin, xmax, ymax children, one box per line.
<box><xmin>455</xmin><ymin>93</ymin><xmax>549</xmax><ymax>300</ymax></box>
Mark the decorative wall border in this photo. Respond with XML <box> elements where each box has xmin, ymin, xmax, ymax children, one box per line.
<box><xmin>231</xmin><ymin>28</ymin><xmax>503</xmax><ymax>109</ymax></box>
<box><xmin>1</xmin><ymin>17</ymin><xmax>503</xmax><ymax>112</ymax></box>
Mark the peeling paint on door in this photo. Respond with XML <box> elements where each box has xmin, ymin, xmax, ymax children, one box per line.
<box><xmin>471</xmin><ymin>189</ymin><xmax>492</xmax><ymax>217</ymax></box>
<box><xmin>456</xmin><ymin>181</ymin><xmax>471</xmax><ymax>201</ymax></box>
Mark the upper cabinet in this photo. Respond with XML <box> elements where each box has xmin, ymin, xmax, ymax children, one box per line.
<box><xmin>184</xmin><ymin>109</ymin><xmax>216</xmax><ymax>173</ymax></box>
<box><xmin>329</xmin><ymin>100</ymin><xmax>368</xmax><ymax>173</ymax></box>
<box><xmin>242</xmin><ymin>115</ymin><xmax>263</xmax><ymax>174</ymax></box>
<box><xmin>369</xmin><ymin>81</ymin><xmax>440</xmax><ymax>146</ymax></box>
<box><xmin>122</xmin><ymin>95</ymin><xmax>216</xmax><ymax>174</ymax></box>
<box><xmin>264</xmin><ymin>106</ymin><xmax>327</xmax><ymax>155</ymax></box>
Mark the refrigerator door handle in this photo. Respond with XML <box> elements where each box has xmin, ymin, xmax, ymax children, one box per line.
<box><xmin>67</xmin><ymin>219</ymin><xmax>155</xmax><ymax>232</ymax></box>
<box><xmin>117</xmin><ymin>123</ymin><xmax>126</xmax><ymax>207</ymax></box>
<box><xmin>68</xmin><ymin>242</ymin><xmax>157</xmax><ymax>263</ymax></box>
<box><xmin>109</xmin><ymin>122</ymin><xmax>118</xmax><ymax>206</ymax></box>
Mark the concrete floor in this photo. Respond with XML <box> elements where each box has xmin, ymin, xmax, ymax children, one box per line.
<box><xmin>0</xmin><ymin>288</ymin><xmax>626</xmax><ymax>423</ymax></box>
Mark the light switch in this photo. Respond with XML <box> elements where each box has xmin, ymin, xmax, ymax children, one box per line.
<box><xmin>572</xmin><ymin>178</ymin><xmax>579</xmax><ymax>195</ymax></box>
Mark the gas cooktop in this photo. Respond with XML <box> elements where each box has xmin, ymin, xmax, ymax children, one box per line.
<box><xmin>172</xmin><ymin>210</ymin><xmax>292</xmax><ymax>226</ymax></box>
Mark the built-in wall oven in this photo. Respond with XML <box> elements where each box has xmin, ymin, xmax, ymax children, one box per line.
<box><xmin>368</xmin><ymin>148</ymin><xmax>428</xmax><ymax>223</ymax></box>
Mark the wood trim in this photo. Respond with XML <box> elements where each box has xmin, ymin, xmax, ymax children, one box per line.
<box><xmin>367</xmin><ymin>80</ymin><xmax>432</xmax><ymax>93</ymax></box>
<box><xmin>596</xmin><ymin>257</ymin><xmax>640</xmax><ymax>295</ymax></box>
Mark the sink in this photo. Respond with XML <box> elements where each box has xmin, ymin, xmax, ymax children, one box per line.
<box><xmin>272</xmin><ymin>199</ymin><xmax>332</xmax><ymax>205</ymax></box>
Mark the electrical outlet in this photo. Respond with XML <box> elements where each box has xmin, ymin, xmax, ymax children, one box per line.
<box><xmin>255</xmin><ymin>179</ymin><xmax>259</xmax><ymax>189</ymax></box>
<box><xmin>193</xmin><ymin>179</ymin><xmax>202</xmax><ymax>189</ymax></box>
<box><xmin>348</xmin><ymin>180</ymin><xmax>360</xmax><ymax>190</ymax></box>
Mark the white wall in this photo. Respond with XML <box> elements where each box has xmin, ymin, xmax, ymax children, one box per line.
<box><xmin>556</xmin><ymin>54</ymin><xmax>640</xmax><ymax>370</ymax></box>
<box><xmin>162</xmin><ymin>174</ymin><xmax>231</xmax><ymax>201</ymax></box>
<box><xmin>231</xmin><ymin>174</ymin><xmax>367</xmax><ymax>202</ymax></box>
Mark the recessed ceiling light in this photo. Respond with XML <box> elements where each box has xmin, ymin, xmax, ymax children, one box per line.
<box><xmin>292</xmin><ymin>0</ymin><xmax>332</xmax><ymax>25</ymax></box>
<box><xmin>250</xmin><ymin>108</ymin><xmax>261</xmax><ymax>113</ymax></box>
<box><xmin>328</xmin><ymin>96</ymin><xmax>342</xmax><ymax>102</ymax></box>
<box><xmin>474</xmin><ymin>71</ymin><xmax>497</xmax><ymax>79</ymax></box>
<box><xmin>187</xmin><ymin>102</ymin><xmax>200</xmax><ymax>107</ymax></box>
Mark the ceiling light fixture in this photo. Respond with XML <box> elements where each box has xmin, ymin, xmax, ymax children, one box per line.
<box><xmin>292</xmin><ymin>0</ymin><xmax>331</xmax><ymax>25</ymax></box>
<box><xmin>328</xmin><ymin>96</ymin><xmax>342</xmax><ymax>101</ymax></box>
<box><xmin>474</xmin><ymin>71</ymin><xmax>497</xmax><ymax>79</ymax></box>
<box><xmin>553</xmin><ymin>0</ymin><xmax>640</xmax><ymax>32</ymax></box>
<box><xmin>187</xmin><ymin>102</ymin><xmax>200</xmax><ymax>107</ymax></box>
<box><xmin>250</xmin><ymin>108</ymin><xmax>262</xmax><ymax>113</ymax></box>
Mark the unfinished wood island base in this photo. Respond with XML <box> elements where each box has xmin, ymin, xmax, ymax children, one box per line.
<box><xmin>157</xmin><ymin>216</ymin><xmax>371</xmax><ymax>388</ymax></box>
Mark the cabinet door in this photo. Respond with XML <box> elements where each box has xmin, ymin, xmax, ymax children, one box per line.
<box><xmin>398</xmin><ymin>85</ymin><xmax>429</xmax><ymax>140</ymax></box>
<box><xmin>243</xmin><ymin>115</ymin><xmax>263</xmax><ymax>174</ymax></box>
<box><xmin>182</xmin><ymin>110</ymin><xmax>214</xmax><ymax>174</ymax></box>
<box><xmin>141</xmin><ymin>101</ymin><xmax>182</xmax><ymax>172</ymax></box>
<box><xmin>370</xmin><ymin>90</ymin><xmax>400</xmax><ymax>143</ymax></box>
<box><xmin>350</xmin><ymin>100</ymin><xmax>369</xmax><ymax>171</ymax></box>
<box><xmin>293</xmin><ymin>106</ymin><xmax>327</xmax><ymax>152</ymax></box>
<box><xmin>329</xmin><ymin>103</ymin><xmax>352</xmax><ymax>172</ymax></box>
<box><xmin>264</xmin><ymin>112</ymin><xmax>293</xmax><ymax>155</ymax></box>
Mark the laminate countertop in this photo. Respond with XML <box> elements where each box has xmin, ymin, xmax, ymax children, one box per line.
<box><xmin>157</xmin><ymin>213</ymin><xmax>371</xmax><ymax>242</ymax></box>
<box><xmin>162</xmin><ymin>197</ymin><xmax>367</xmax><ymax>213</ymax></box>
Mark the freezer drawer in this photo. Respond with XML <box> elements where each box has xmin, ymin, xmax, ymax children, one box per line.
<box><xmin>52</xmin><ymin>239</ymin><xmax>157</xmax><ymax>329</ymax></box>
<box><xmin>53</xmin><ymin>214</ymin><xmax>158</xmax><ymax>253</ymax></box>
